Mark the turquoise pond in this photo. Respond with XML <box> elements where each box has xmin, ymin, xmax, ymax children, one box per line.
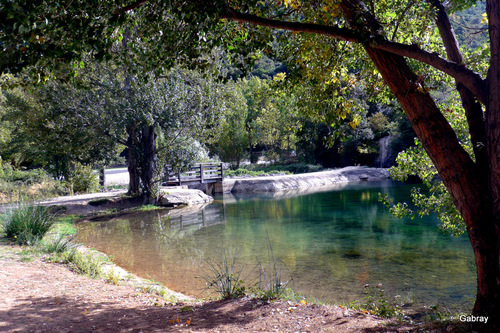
<box><xmin>76</xmin><ymin>180</ymin><xmax>476</xmax><ymax>311</ymax></box>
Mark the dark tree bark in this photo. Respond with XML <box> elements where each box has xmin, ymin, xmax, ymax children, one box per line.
<box><xmin>126</xmin><ymin>124</ymin><xmax>159</xmax><ymax>204</ymax></box>
<box><xmin>127</xmin><ymin>126</ymin><xmax>141</xmax><ymax>196</ymax></box>
<box><xmin>139</xmin><ymin>125</ymin><xmax>158</xmax><ymax>205</ymax></box>
<box><xmin>99</xmin><ymin>167</ymin><xmax>106</xmax><ymax>191</ymax></box>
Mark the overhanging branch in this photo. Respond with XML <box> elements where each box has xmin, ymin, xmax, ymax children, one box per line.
<box><xmin>371</xmin><ymin>40</ymin><xmax>487</xmax><ymax>104</ymax></box>
<box><xmin>221</xmin><ymin>8</ymin><xmax>358</xmax><ymax>42</ymax></box>
<box><xmin>222</xmin><ymin>8</ymin><xmax>487</xmax><ymax>105</ymax></box>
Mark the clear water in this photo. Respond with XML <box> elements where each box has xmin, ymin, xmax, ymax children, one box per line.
<box><xmin>76</xmin><ymin>180</ymin><xmax>476</xmax><ymax>311</ymax></box>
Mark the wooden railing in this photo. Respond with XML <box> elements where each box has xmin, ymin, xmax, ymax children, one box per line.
<box><xmin>164</xmin><ymin>163</ymin><xmax>223</xmax><ymax>186</ymax></box>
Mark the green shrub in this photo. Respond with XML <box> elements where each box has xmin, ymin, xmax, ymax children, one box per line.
<box><xmin>1</xmin><ymin>204</ymin><xmax>59</xmax><ymax>245</ymax></box>
<box><xmin>278</xmin><ymin>163</ymin><xmax>322</xmax><ymax>174</ymax></box>
<box><xmin>267</xmin><ymin>169</ymin><xmax>291</xmax><ymax>175</ymax></box>
<box><xmin>0</xmin><ymin>165</ymin><xmax>52</xmax><ymax>184</ymax></box>
<box><xmin>225</xmin><ymin>168</ymin><xmax>265</xmax><ymax>177</ymax></box>
<box><xmin>238</xmin><ymin>163</ymin><xmax>322</xmax><ymax>175</ymax></box>
<box><xmin>72</xmin><ymin>164</ymin><xmax>100</xmax><ymax>193</ymax></box>
<box><xmin>0</xmin><ymin>167</ymin><xmax>68</xmax><ymax>203</ymax></box>
<box><xmin>224</xmin><ymin>168</ymin><xmax>292</xmax><ymax>178</ymax></box>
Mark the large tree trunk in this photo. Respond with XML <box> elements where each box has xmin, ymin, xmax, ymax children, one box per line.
<box><xmin>426</xmin><ymin>1</ymin><xmax>500</xmax><ymax>321</ymax></box>
<box><xmin>479</xmin><ymin>0</ymin><xmax>500</xmax><ymax>326</ymax></box>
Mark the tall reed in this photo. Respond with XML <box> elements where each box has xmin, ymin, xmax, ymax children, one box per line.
<box><xmin>200</xmin><ymin>248</ymin><xmax>247</xmax><ymax>299</ymax></box>
<box><xmin>255</xmin><ymin>238</ymin><xmax>291</xmax><ymax>300</ymax></box>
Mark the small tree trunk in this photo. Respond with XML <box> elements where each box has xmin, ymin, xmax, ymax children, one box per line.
<box><xmin>128</xmin><ymin>149</ymin><xmax>140</xmax><ymax>196</ymax></box>
<box><xmin>249</xmin><ymin>144</ymin><xmax>257</xmax><ymax>164</ymax></box>
<box><xmin>139</xmin><ymin>125</ymin><xmax>158</xmax><ymax>205</ymax></box>
<box><xmin>99</xmin><ymin>167</ymin><xmax>106</xmax><ymax>191</ymax></box>
<box><xmin>127</xmin><ymin>127</ymin><xmax>141</xmax><ymax>196</ymax></box>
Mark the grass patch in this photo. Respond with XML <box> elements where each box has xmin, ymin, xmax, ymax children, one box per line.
<box><xmin>1</xmin><ymin>203</ymin><xmax>60</xmax><ymax>245</ymax></box>
<box><xmin>266</xmin><ymin>288</ymin><xmax>323</xmax><ymax>306</ymax></box>
<box><xmin>133</xmin><ymin>204</ymin><xmax>165</xmax><ymax>212</ymax></box>
<box><xmin>347</xmin><ymin>283</ymin><xmax>408</xmax><ymax>318</ymax></box>
<box><xmin>38</xmin><ymin>233</ymin><xmax>75</xmax><ymax>254</ymax></box>
<box><xmin>105</xmin><ymin>184</ymin><xmax>128</xmax><ymax>191</ymax></box>
<box><xmin>135</xmin><ymin>276</ymin><xmax>179</xmax><ymax>303</ymax></box>
<box><xmin>138</xmin><ymin>284</ymin><xmax>178</xmax><ymax>303</ymax></box>
<box><xmin>51</xmin><ymin>216</ymin><xmax>78</xmax><ymax>234</ymax></box>
<box><xmin>50</xmin><ymin>248</ymin><xmax>108</xmax><ymax>278</ymax></box>
<box><xmin>104</xmin><ymin>270</ymin><xmax>122</xmax><ymax>285</ymax></box>
<box><xmin>20</xmin><ymin>251</ymin><xmax>34</xmax><ymax>262</ymax></box>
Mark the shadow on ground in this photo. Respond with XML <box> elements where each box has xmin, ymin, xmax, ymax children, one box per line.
<box><xmin>1</xmin><ymin>296</ymin><xmax>261</xmax><ymax>332</ymax></box>
<box><xmin>0</xmin><ymin>295</ymin><xmax>451</xmax><ymax>332</ymax></box>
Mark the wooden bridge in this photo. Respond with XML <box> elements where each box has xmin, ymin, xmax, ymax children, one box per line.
<box><xmin>164</xmin><ymin>163</ymin><xmax>223</xmax><ymax>193</ymax></box>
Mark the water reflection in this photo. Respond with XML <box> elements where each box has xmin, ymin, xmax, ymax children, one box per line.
<box><xmin>76</xmin><ymin>181</ymin><xmax>475</xmax><ymax>311</ymax></box>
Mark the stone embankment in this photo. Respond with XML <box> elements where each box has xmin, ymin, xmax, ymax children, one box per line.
<box><xmin>223</xmin><ymin>166</ymin><xmax>389</xmax><ymax>193</ymax></box>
